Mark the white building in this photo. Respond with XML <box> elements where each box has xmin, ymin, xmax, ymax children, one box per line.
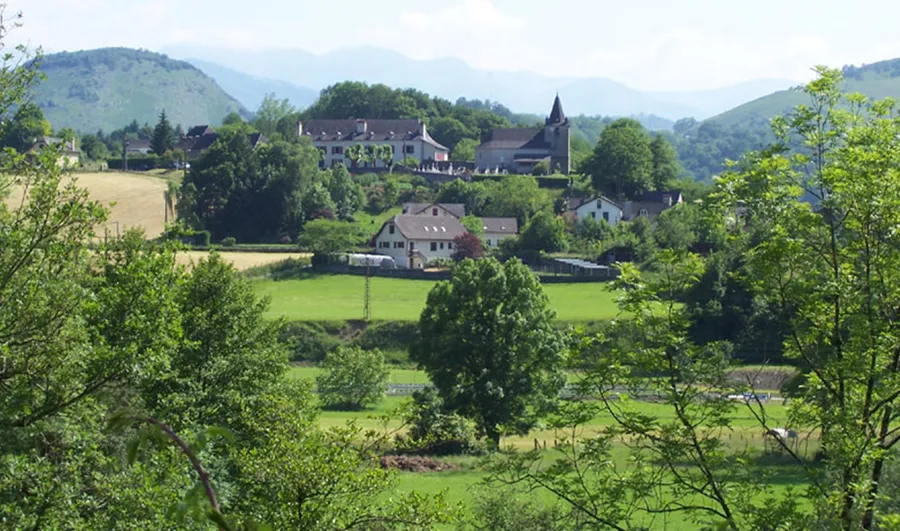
<box><xmin>298</xmin><ymin>119</ymin><xmax>449</xmax><ymax>169</ymax></box>
<box><xmin>481</xmin><ymin>217</ymin><xmax>518</xmax><ymax>248</ymax></box>
<box><xmin>372</xmin><ymin>215</ymin><xmax>467</xmax><ymax>269</ymax></box>
<box><xmin>567</xmin><ymin>197</ymin><xmax>624</xmax><ymax>227</ymax></box>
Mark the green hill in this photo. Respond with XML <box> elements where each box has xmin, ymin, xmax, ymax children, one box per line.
<box><xmin>670</xmin><ymin>57</ymin><xmax>900</xmax><ymax>180</ymax></box>
<box><xmin>705</xmin><ymin>58</ymin><xmax>900</xmax><ymax>128</ymax></box>
<box><xmin>32</xmin><ymin>48</ymin><xmax>249</xmax><ymax>132</ymax></box>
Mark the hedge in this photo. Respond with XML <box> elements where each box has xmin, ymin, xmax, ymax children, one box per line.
<box><xmin>107</xmin><ymin>155</ymin><xmax>159</xmax><ymax>170</ymax></box>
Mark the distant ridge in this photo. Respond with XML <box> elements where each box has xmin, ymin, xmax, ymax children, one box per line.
<box><xmin>32</xmin><ymin>47</ymin><xmax>250</xmax><ymax>132</ymax></box>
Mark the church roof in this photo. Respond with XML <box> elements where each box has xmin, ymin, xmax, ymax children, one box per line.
<box><xmin>477</xmin><ymin>128</ymin><xmax>549</xmax><ymax>150</ymax></box>
<box><xmin>547</xmin><ymin>94</ymin><xmax>566</xmax><ymax>125</ymax></box>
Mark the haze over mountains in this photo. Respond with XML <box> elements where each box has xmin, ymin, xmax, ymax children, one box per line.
<box><xmin>162</xmin><ymin>45</ymin><xmax>795</xmax><ymax>121</ymax></box>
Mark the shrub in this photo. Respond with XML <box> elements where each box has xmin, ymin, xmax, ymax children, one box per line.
<box><xmin>395</xmin><ymin>388</ymin><xmax>477</xmax><ymax>455</ymax></box>
<box><xmin>316</xmin><ymin>346</ymin><xmax>389</xmax><ymax>410</ymax></box>
<box><xmin>221</xmin><ymin>236</ymin><xmax>237</xmax><ymax>247</ymax></box>
<box><xmin>357</xmin><ymin>321</ymin><xmax>419</xmax><ymax>352</ymax></box>
<box><xmin>354</xmin><ymin>173</ymin><xmax>380</xmax><ymax>186</ymax></box>
<box><xmin>279</xmin><ymin>321</ymin><xmax>341</xmax><ymax>362</ymax></box>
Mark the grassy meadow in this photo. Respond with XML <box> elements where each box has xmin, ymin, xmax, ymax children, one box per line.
<box><xmin>256</xmin><ymin>272</ymin><xmax>621</xmax><ymax>322</ymax></box>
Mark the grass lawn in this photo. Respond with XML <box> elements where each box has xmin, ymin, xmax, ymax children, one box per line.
<box><xmin>256</xmin><ymin>272</ymin><xmax>621</xmax><ymax>322</ymax></box>
<box><xmin>352</xmin><ymin>207</ymin><xmax>401</xmax><ymax>238</ymax></box>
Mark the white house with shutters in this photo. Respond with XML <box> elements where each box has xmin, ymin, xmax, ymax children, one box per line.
<box><xmin>298</xmin><ymin>119</ymin><xmax>449</xmax><ymax>169</ymax></box>
<box><xmin>567</xmin><ymin>196</ymin><xmax>624</xmax><ymax>227</ymax></box>
<box><xmin>372</xmin><ymin>215</ymin><xmax>467</xmax><ymax>269</ymax></box>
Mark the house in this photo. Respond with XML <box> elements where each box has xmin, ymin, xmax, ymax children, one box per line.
<box><xmin>372</xmin><ymin>214</ymin><xmax>467</xmax><ymax>269</ymax></box>
<box><xmin>624</xmin><ymin>190</ymin><xmax>683</xmax><ymax>221</ymax></box>
<box><xmin>29</xmin><ymin>136</ymin><xmax>79</xmax><ymax>167</ymax></box>
<box><xmin>178</xmin><ymin>126</ymin><xmax>267</xmax><ymax>160</ymax></box>
<box><xmin>481</xmin><ymin>217</ymin><xmax>518</xmax><ymax>248</ymax></box>
<box><xmin>567</xmin><ymin>196</ymin><xmax>624</xmax><ymax>228</ymax></box>
<box><xmin>475</xmin><ymin>95</ymin><xmax>570</xmax><ymax>174</ymax></box>
<box><xmin>401</xmin><ymin>202</ymin><xmax>466</xmax><ymax>219</ymax></box>
<box><xmin>297</xmin><ymin>118</ymin><xmax>449</xmax><ymax>169</ymax></box>
<box><xmin>125</xmin><ymin>139</ymin><xmax>152</xmax><ymax>155</ymax></box>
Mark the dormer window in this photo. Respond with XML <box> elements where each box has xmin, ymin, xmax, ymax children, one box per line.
<box><xmin>639</xmin><ymin>208</ymin><xmax>649</xmax><ymax>217</ymax></box>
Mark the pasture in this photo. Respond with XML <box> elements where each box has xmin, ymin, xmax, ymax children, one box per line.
<box><xmin>256</xmin><ymin>272</ymin><xmax>622</xmax><ymax>322</ymax></box>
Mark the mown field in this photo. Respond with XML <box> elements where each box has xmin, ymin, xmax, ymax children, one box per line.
<box><xmin>176</xmin><ymin>250</ymin><xmax>311</xmax><ymax>271</ymax></box>
<box><xmin>5</xmin><ymin>170</ymin><xmax>172</xmax><ymax>237</ymax></box>
<box><xmin>256</xmin><ymin>272</ymin><xmax>621</xmax><ymax>322</ymax></box>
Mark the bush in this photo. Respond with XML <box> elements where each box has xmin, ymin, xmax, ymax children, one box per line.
<box><xmin>395</xmin><ymin>388</ymin><xmax>477</xmax><ymax>455</ymax></box>
<box><xmin>180</xmin><ymin>230</ymin><xmax>210</xmax><ymax>247</ymax></box>
<box><xmin>316</xmin><ymin>346</ymin><xmax>389</xmax><ymax>410</ymax></box>
<box><xmin>357</xmin><ymin>321</ymin><xmax>419</xmax><ymax>352</ymax></box>
<box><xmin>221</xmin><ymin>236</ymin><xmax>237</xmax><ymax>247</ymax></box>
<box><xmin>279</xmin><ymin>321</ymin><xmax>341</xmax><ymax>362</ymax></box>
<box><xmin>354</xmin><ymin>173</ymin><xmax>380</xmax><ymax>186</ymax></box>
<box><xmin>107</xmin><ymin>155</ymin><xmax>158</xmax><ymax>170</ymax></box>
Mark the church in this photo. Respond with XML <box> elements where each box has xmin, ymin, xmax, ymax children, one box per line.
<box><xmin>475</xmin><ymin>95</ymin><xmax>571</xmax><ymax>174</ymax></box>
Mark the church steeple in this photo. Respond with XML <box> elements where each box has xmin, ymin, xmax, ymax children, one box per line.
<box><xmin>547</xmin><ymin>93</ymin><xmax>566</xmax><ymax>125</ymax></box>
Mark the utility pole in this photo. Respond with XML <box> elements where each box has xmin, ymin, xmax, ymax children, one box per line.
<box><xmin>363</xmin><ymin>258</ymin><xmax>372</xmax><ymax>322</ymax></box>
<box><xmin>123</xmin><ymin>141</ymin><xmax>129</xmax><ymax>172</ymax></box>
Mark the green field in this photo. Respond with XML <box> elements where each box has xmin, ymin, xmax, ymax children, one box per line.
<box><xmin>256</xmin><ymin>272</ymin><xmax>620</xmax><ymax>322</ymax></box>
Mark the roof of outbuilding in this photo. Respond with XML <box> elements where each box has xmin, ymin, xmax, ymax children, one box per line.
<box><xmin>380</xmin><ymin>215</ymin><xmax>467</xmax><ymax>241</ymax></box>
<box><xmin>639</xmin><ymin>190</ymin><xmax>683</xmax><ymax>203</ymax></box>
<box><xmin>480</xmin><ymin>217</ymin><xmax>518</xmax><ymax>234</ymax></box>
<box><xmin>402</xmin><ymin>202</ymin><xmax>466</xmax><ymax>218</ymax></box>
<box><xmin>186</xmin><ymin>125</ymin><xmax>215</xmax><ymax>137</ymax></box>
<box><xmin>477</xmin><ymin>127</ymin><xmax>549</xmax><ymax>150</ymax></box>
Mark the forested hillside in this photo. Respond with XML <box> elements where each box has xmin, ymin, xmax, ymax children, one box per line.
<box><xmin>32</xmin><ymin>48</ymin><xmax>249</xmax><ymax>132</ymax></box>
<box><xmin>674</xmin><ymin>58</ymin><xmax>900</xmax><ymax>180</ymax></box>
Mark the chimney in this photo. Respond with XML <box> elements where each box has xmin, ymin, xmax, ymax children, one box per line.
<box><xmin>663</xmin><ymin>194</ymin><xmax>672</xmax><ymax>206</ymax></box>
<box><xmin>356</xmin><ymin>119</ymin><xmax>367</xmax><ymax>134</ymax></box>
<box><xmin>69</xmin><ymin>138</ymin><xmax>76</xmax><ymax>151</ymax></box>
<box><xmin>297</xmin><ymin>121</ymin><xmax>303</xmax><ymax>136</ymax></box>
<box><xmin>419</xmin><ymin>120</ymin><xmax>426</xmax><ymax>137</ymax></box>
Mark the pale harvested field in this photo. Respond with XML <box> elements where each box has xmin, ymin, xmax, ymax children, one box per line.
<box><xmin>177</xmin><ymin>251</ymin><xmax>310</xmax><ymax>271</ymax></box>
<box><xmin>5</xmin><ymin>171</ymin><xmax>170</xmax><ymax>238</ymax></box>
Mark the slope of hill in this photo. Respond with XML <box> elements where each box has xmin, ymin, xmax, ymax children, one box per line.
<box><xmin>672</xmin><ymin>58</ymin><xmax>900</xmax><ymax>181</ymax></box>
<box><xmin>185</xmin><ymin>58</ymin><xmax>318</xmax><ymax>111</ymax></box>
<box><xmin>704</xmin><ymin>58</ymin><xmax>900</xmax><ymax>128</ymax></box>
<box><xmin>32</xmin><ymin>48</ymin><xmax>250</xmax><ymax>132</ymax></box>
<box><xmin>162</xmin><ymin>45</ymin><xmax>794</xmax><ymax>120</ymax></box>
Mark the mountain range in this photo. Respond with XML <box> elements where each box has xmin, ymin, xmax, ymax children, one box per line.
<box><xmin>162</xmin><ymin>45</ymin><xmax>794</xmax><ymax>121</ymax></box>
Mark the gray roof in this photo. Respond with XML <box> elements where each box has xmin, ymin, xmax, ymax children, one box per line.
<box><xmin>300</xmin><ymin>119</ymin><xmax>448</xmax><ymax>151</ymax></box>
<box><xmin>547</xmin><ymin>95</ymin><xmax>566</xmax><ymax>125</ymax></box>
<box><xmin>477</xmin><ymin>127</ymin><xmax>549</xmax><ymax>150</ymax></box>
<box><xmin>382</xmin><ymin>215</ymin><xmax>467</xmax><ymax>241</ymax></box>
<box><xmin>569</xmin><ymin>196</ymin><xmax>622</xmax><ymax>212</ymax></box>
<box><xmin>481</xmin><ymin>217</ymin><xmax>518</xmax><ymax>234</ymax></box>
<box><xmin>639</xmin><ymin>190</ymin><xmax>682</xmax><ymax>203</ymax></box>
<box><xmin>186</xmin><ymin>125</ymin><xmax>215</xmax><ymax>138</ymax></box>
<box><xmin>402</xmin><ymin>202</ymin><xmax>466</xmax><ymax>218</ymax></box>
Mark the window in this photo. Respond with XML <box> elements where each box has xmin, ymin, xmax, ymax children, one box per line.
<box><xmin>486</xmin><ymin>239</ymin><xmax>492</xmax><ymax>246</ymax></box>
<box><xmin>430</xmin><ymin>242</ymin><xmax>437</xmax><ymax>251</ymax></box>
<box><xmin>448</xmin><ymin>243</ymin><xmax>453</xmax><ymax>250</ymax></box>
<box><xmin>440</xmin><ymin>242</ymin><xmax>444</xmax><ymax>250</ymax></box>
<box><xmin>331</xmin><ymin>146</ymin><xmax>343</xmax><ymax>155</ymax></box>
<box><xmin>602</xmin><ymin>211</ymin><xmax>609</xmax><ymax>222</ymax></box>
<box><xmin>432</xmin><ymin>208</ymin><xmax>438</xmax><ymax>216</ymax></box>
<box><xmin>639</xmin><ymin>208</ymin><xmax>649</xmax><ymax>217</ymax></box>
<box><xmin>409</xmin><ymin>242</ymin><xmax>415</xmax><ymax>250</ymax></box>
<box><xmin>379</xmin><ymin>241</ymin><xmax>389</xmax><ymax>249</ymax></box>
<box><xmin>590</xmin><ymin>211</ymin><xmax>596</xmax><ymax>219</ymax></box>
<box><xmin>389</xmin><ymin>225</ymin><xmax>395</xmax><ymax>235</ymax></box>
<box><xmin>394</xmin><ymin>241</ymin><xmax>405</xmax><ymax>249</ymax></box>
<box><xmin>405</xmin><ymin>145</ymin><xmax>415</xmax><ymax>154</ymax></box>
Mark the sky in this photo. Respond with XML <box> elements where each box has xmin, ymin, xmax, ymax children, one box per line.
<box><xmin>9</xmin><ymin>0</ymin><xmax>900</xmax><ymax>92</ymax></box>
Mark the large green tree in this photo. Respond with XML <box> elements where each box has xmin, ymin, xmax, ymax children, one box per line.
<box><xmin>583</xmin><ymin>118</ymin><xmax>653</xmax><ymax>200</ymax></box>
<box><xmin>253</xmin><ymin>93</ymin><xmax>295</xmax><ymax>136</ymax></box>
<box><xmin>1</xmin><ymin>102</ymin><xmax>51</xmax><ymax>152</ymax></box>
<box><xmin>482</xmin><ymin>175</ymin><xmax>552</xmax><ymax>225</ymax></box>
<box><xmin>150</xmin><ymin>109</ymin><xmax>175</xmax><ymax>156</ymax></box>
<box><xmin>649</xmin><ymin>133</ymin><xmax>680</xmax><ymax>189</ymax></box>
<box><xmin>412</xmin><ymin>258</ymin><xmax>566</xmax><ymax>447</ymax></box>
